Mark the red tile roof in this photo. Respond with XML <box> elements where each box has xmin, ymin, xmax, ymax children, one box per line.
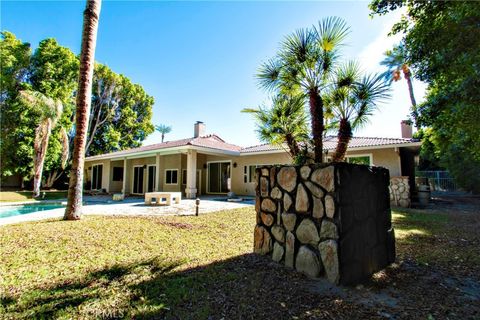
<box><xmin>86</xmin><ymin>134</ymin><xmax>241</xmax><ymax>161</ymax></box>
<box><xmin>239</xmin><ymin>136</ymin><xmax>421</xmax><ymax>153</ymax></box>
<box><xmin>86</xmin><ymin>134</ymin><xmax>420</xmax><ymax>161</ymax></box>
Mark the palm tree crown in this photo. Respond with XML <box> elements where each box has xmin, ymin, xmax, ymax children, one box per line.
<box><xmin>155</xmin><ymin>124</ymin><xmax>172</xmax><ymax>143</ymax></box>
<box><xmin>242</xmin><ymin>94</ymin><xmax>309</xmax><ymax>163</ymax></box>
<box><xmin>380</xmin><ymin>43</ymin><xmax>419</xmax><ymax>127</ymax></box>
<box><xmin>325</xmin><ymin>61</ymin><xmax>391</xmax><ymax>161</ymax></box>
<box><xmin>257</xmin><ymin>17</ymin><xmax>350</xmax><ymax>163</ymax></box>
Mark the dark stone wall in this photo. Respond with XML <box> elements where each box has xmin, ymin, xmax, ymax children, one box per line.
<box><xmin>336</xmin><ymin>163</ymin><xmax>395</xmax><ymax>285</ymax></box>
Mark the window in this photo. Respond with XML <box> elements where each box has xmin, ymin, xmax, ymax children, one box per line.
<box><xmin>243</xmin><ymin>165</ymin><xmax>263</xmax><ymax>183</ymax></box>
<box><xmin>112</xmin><ymin>167</ymin><xmax>124</xmax><ymax>181</ymax></box>
<box><xmin>165</xmin><ymin>169</ymin><xmax>178</xmax><ymax>185</ymax></box>
<box><xmin>345</xmin><ymin>155</ymin><xmax>372</xmax><ymax>165</ymax></box>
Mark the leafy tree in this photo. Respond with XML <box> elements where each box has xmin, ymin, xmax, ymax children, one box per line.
<box><xmin>257</xmin><ymin>17</ymin><xmax>350</xmax><ymax>163</ymax></box>
<box><xmin>1</xmin><ymin>31</ymin><xmax>155</xmax><ymax>190</ymax></box>
<box><xmin>325</xmin><ymin>61</ymin><xmax>390</xmax><ymax>161</ymax></box>
<box><xmin>155</xmin><ymin>124</ymin><xmax>172</xmax><ymax>143</ymax></box>
<box><xmin>242</xmin><ymin>94</ymin><xmax>309</xmax><ymax>163</ymax></box>
<box><xmin>370</xmin><ymin>0</ymin><xmax>480</xmax><ymax>192</ymax></box>
<box><xmin>86</xmin><ymin>70</ymin><xmax>155</xmax><ymax>156</ymax></box>
<box><xmin>0</xmin><ymin>32</ymin><xmax>32</xmax><ymax>181</ymax></box>
<box><xmin>380</xmin><ymin>43</ymin><xmax>418</xmax><ymax>127</ymax></box>
<box><xmin>65</xmin><ymin>0</ymin><xmax>102</xmax><ymax>220</ymax></box>
<box><xmin>0</xmin><ymin>34</ymin><xmax>77</xmax><ymax>188</ymax></box>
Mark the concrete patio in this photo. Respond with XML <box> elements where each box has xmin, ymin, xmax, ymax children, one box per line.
<box><xmin>0</xmin><ymin>195</ymin><xmax>254</xmax><ymax>226</ymax></box>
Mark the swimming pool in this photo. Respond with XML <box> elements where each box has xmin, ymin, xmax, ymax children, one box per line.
<box><xmin>0</xmin><ymin>203</ymin><xmax>65</xmax><ymax>219</ymax></box>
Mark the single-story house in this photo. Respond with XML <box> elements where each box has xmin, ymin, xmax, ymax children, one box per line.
<box><xmin>84</xmin><ymin>121</ymin><xmax>421</xmax><ymax>203</ymax></box>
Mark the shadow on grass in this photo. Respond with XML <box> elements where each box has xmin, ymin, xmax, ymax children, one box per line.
<box><xmin>3</xmin><ymin>253</ymin><xmax>368</xmax><ymax>319</ymax></box>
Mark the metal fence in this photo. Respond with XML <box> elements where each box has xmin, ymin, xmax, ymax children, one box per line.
<box><xmin>415</xmin><ymin>170</ymin><xmax>458</xmax><ymax>191</ymax></box>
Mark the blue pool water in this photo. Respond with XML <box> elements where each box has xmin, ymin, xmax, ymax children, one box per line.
<box><xmin>0</xmin><ymin>204</ymin><xmax>65</xmax><ymax>219</ymax></box>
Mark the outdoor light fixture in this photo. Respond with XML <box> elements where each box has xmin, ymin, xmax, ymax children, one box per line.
<box><xmin>233</xmin><ymin>162</ymin><xmax>237</xmax><ymax>168</ymax></box>
<box><xmin>195</xmin><ymin>198</ymin><xmax>200</xmax><ymax>216</ymax></box>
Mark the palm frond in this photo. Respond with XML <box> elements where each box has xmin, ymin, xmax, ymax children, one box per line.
<box><xmin>256</xmin><ymin>58</ymin><xmax>283</xmax><ymax>92</ymax></box>
<box><xmin>314</xmin><ymin>16</ymin><xmax>350</xmax><ymax>52</ymax></box>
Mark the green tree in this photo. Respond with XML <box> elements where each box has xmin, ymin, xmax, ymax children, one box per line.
<box><xmin>380</xmin><ymin>43</ymin><xmax>418</xmax><ymax>127</ymax></box>
<box><xmin>257</xmin><ymin>17</ymin><xmax>350</xmax><ymax>163</ymax></box>
<box><xmin>0</xmin><ymin>32</ymin><xmax>32</xmax><ymax>181</ymax></box>
<box><xmin>87</xmin><ymin>71</ymin><xmax>155</xmax><ymax>156</ymax></box>
<box><xmin>65</xmin><ymin>0</ymin><xmax>102</xmax><ymax>220</ymax></box>
<box><xmin>242</xmin><ymin>94</ymin><xmax>309</xmax><ymax>163</ymax></box>
<box><xmin>370</xmin><ymin>0</ymin><xmax>480</xmax><ymax>193</ymax></box>
<box><xmin>325</xmin><ymin>61</ymin><xmax>390</xmax><ymax>161</ymax></box>
<box><xmin>155</xmin><ymin>124</ymin><xmax>172</xmax><ymax>143</ymax></box>
<box><xmin>0</xmin><ymin>34</ymin><xmax>77</xmax><ymax>187</ymax></box>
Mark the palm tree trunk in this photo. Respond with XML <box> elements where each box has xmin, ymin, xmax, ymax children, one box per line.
<box><xmin>64</xmin><ymin>0</ymin><xmax>102</xmax><ymax>220</ymax></box>
<box><xmin>332</xmin><ymin>118</ymin><xmax>352</xmax><ymax>162</ymax></box>
<box><xmin>285</xmin><ymin>133</ymin><xmax>300</xmax><ymax>158</ymax></box>
<box><xmin>309</xmin><ymin>89</ymin><xmax>324</xmax><ymax>163</ymax></box>
<box><xmin>161</xmin><ymin>133</ymin><xmax>165</xmax><ymax>143</ymax></box>
<box><xmin>33</xmin><ymin>120</ymin><xmax>52</xmax><ymax>197</ymax></box>
<box><xmin>404</xmin><ymin>70</ymin><xmax>419</xmax><ymax>129</ymax></box>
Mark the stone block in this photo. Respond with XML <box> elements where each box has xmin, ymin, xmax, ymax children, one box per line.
<box><xmin>261</xmin><ymin>212</ymin><xmax>274</xmax><ymax>226</ymax></box>
<box><xmin>325</xmin><ymin>195</ymin><xmax>335</xmax><ymax>218</ymax></box>
<box><xmin>282</xmin><ymin>213</ymin><xmax>297</xmax><ymax>232</ymax></box>
<box><xmin>254</xmin><ymin>225</ymin><xmax>272</xmax><ymax>255</ymax></box>
<box><xmin>270</xmin><ymin>187</ymin><xmax>282</xmax><ymax>200</ymax></box>
<box><xmin>319</xmin><ymin>240</ymin><xmax>339</xmax><ymax>284</ymax></box>
<box><xmin>295</xmin><ymin>183</ymin><xmax>309</xmax><ymax>213</ymax></box>
<box><xmin>272</xmin><ymin>242</ymin><xmax>284</xmax><ymax>262</ymax></box>
<box><xmin>271</xmin><ymin>225</ymin><xmax>285</xmax><ymax>243</ymax></box>
<box><xmin>311</xmin><ymin>166</ymin><xmax>335</xmax><ymax>192</ymax></box>
<box><xmin>295</xmin><ymin>245</ymin><xmax>322</xmax><ymax>278</ymax></box>
<box><xmin>296</xmin><ymin>218</ymin><xmax>320</xmax><ymax>245</ymax></box>
<box><xmin>277</xmin><ymin>167</ymin><xmax>297</xmax><ymax>192</ymax></box>
<box><xmin>261</xmin><ymin>198</ymin><xmax>276</xmax><ymax>213</ymax></box>
<box><xmin>285</xmin><ymin>231</ymin><xmax>295</xmax><ymax>268</ymax></box>
<box><xmin>320</xmin><ymin>220</ymin><xmax>338</xmax><ymax>240</ymax></box>
<box><xmin>312</xmin><ymin>197</ymin><xmax>324</xmax><ymax>219</ymax></box>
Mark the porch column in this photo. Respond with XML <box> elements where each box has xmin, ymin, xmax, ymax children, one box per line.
<box><xmin>122</xmin><ymin>157</ymin><xmax>127</xmax><ymax>195</ymax></box>
<box><xmin>155</xmin><ymin>153</ymin><xmax>161</xmax><ymax>191</ymax></box>
<box><xmin>185</xmin><ymin>149</ymin><xmax>197</xmax><ymax>198</ymax></box>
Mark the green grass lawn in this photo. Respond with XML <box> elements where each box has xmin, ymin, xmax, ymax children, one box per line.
<box><xmin>0</xmin><ymin>191</ymin><xmax>67</xmax><ymax>202</ymax></box>
<box><xmin>0</xmin><ymin>206</ymin><xmax>478</xmax><ymax>319</ymax></box>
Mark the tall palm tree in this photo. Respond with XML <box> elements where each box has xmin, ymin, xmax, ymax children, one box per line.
<box><xmin>155</xmin><ymin>124</ymin><xmax>172</xmax><ymax>143</ymax></box>
<box><xmin>64</xmin><ymin>0</ymin><xmax>102</xmax><ymax>220</ymax></box>
<box><xmin>326</xmin><ymin>61</ymin><xmax>391</xmax><ymax>161</ymax></box>
<box><xmin>242</xmin><ymin>94</ymin><xmax>309</xmax><ymax>162</ymax></box>
<box><xmin>257</xmin><ymin>17</ymin><xmax>350</xmax><ymax>163</ymax></box>
<box><xmin>19</xmin><ymin>90</ymin><xmax>64</xmax><ymax>197</ymax></box>
<box><xmin>380</xmin><ymin>43</ymin><xmax>418</xmax><ymax>128</ymax></box>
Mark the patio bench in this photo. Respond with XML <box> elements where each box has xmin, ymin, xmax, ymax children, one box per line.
<box><xmin>145</xmin><ymin>192</ymin><xmax>181</xmax><ymax>206</ymax></box>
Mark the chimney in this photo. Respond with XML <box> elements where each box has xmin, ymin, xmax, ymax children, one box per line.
<box><xmin>194</xmin><ymin>121</ymin><xmax>206</xmax><ymax>138</ymax></box>
<box><xmin>401</xmin><ymin>120</ymin><xmax>412</xmax><ymax>139</ymax></box>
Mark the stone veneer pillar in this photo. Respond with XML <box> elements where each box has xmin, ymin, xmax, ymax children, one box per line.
<box><xmin>253</xmin><ymin>163</ymin><xmax>395</xmax><ymax>285</ymax></box>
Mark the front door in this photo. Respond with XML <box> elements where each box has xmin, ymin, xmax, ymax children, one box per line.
<box><xmin>147</xmin><ymin>165</ymin><xmax>156</xmax><ymax>192</ymax></box>
<box><xmin>133</xmin><ymin>166</ymin><xmax>144</xmax><ymax>194</ymax></box>
<box><xmin>208</xmin><ymin>162</ymin><xmax>230</xmax><ymax>193</ymax></box>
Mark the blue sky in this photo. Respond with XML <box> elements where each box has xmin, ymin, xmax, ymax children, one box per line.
<box><xmin>2</xmin><ymin>1</ymin><xmax>426</xmax><ymax>147</ymax></box>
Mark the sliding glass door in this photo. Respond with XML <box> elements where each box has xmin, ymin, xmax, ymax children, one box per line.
<box><xmin>91</xmin><ymin>164</ymin><xmax>103</xmax><ymax>190</ymax></box>
<box><xmin>208</xmin><ymin>162</ymin><xmax>230</xmax><ymax>193</ymax></box>
<box><xmin>133</xmin><ymin>166</ymin><xmax>144</xmax><ymax>194</ymax></box>
<box><xmin>147</xmin><ymin>165</ymin><xmax>156</xmax><ymax>192</ymax></box>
